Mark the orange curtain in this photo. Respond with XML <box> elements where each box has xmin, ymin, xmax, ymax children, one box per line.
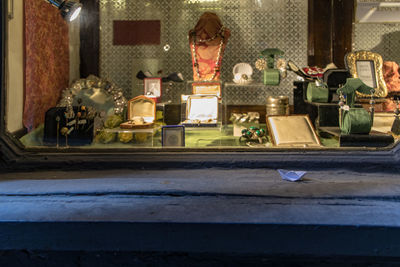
<box><xmin>23</xmin><ymin>0</ymin><xmax>69</xmax><ymax>131</ymax></box>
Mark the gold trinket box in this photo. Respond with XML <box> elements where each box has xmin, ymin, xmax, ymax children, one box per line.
<box><xmin>267</xmin><ymin>115</ymin><xmax>321</xmax><ymax>147</ymax></box>
<box><xmin>120</xmin><ymin>95</ymin><xmax>156</xmax><ymax>129</ymax></box>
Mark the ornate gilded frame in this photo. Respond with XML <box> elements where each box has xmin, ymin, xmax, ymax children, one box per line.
<box><xmin>345</xmin><ymin>51</ymin><xmax>388</xmax><ymax>98</ymax></box>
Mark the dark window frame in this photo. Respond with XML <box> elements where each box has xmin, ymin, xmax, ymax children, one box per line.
<box><xmin>1</xmin><ymin>0</ymin><xmax>400</xmax><ymax>171</ymax></box>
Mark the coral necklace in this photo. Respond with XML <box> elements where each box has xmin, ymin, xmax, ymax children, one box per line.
<box><xmin>191</xmin><ymin>34</ymin><xmax>224</xmax><ymax>81</ymax></box>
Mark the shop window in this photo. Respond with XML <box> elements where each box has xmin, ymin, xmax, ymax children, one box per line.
<box><xmin>3</xmin><ymin>0</ymin><xmax>400</xmax><ymax>153</ymax></box>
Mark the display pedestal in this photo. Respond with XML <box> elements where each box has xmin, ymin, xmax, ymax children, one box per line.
<box><xmin>223</xmin><ymin>82</ymin><xmax>273</xmax><ymax>132</ymax></box>
<box><xmin>319</xmin><ymin>127</ymin><xmax>394</xmax><ymax>147</ymax></box>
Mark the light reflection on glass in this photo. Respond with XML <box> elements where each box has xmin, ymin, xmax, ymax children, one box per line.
<box><xmin>164</xmin><ymin>44</ymin><xmax>171</xmax><ymax>52</ymax></box>
<box><xmin>184</xmin><ymin>0</ymin><xmax>219</xmax><ymax>4</ymax></box>
<box><xmin>113</xmin><ymin>0</ymin><xmax>127</xmax><ymax>10</ymax></box>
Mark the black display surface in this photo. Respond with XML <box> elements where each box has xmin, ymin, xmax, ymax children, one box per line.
<box><xmin>44</xmin><ymin>107</ymin><xmax>94</xmax><ymax>146</ymax></box>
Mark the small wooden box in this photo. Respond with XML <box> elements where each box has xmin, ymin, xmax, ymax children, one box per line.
<box><xmin>120</xmin><ymin>96</ymin><xmax>156</xmax><ymax>129</ymax></box>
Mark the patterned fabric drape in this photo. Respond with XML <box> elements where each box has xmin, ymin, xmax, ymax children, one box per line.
<box><xmin>23</xmin><ymin>0</ymin><xmax>69</xmax><ymax>131</ymax></box>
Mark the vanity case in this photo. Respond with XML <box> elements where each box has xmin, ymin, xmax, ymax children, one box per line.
<box><xmin>267</xmin><ymin>115</ymin><xmax>321</xmax><ymax>147</ymax></box>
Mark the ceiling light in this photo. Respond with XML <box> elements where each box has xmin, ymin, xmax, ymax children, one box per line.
<box><xmin>46</xmin><ymin>0</ymin><xmax>83</xmax><ymax>22</ymax></box>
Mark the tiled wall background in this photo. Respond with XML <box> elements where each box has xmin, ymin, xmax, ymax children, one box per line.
<box><xmin>99</xmin><ymin>0</ymin><xmax>308</xmax><ymax>104</ymax></box>
<box><xmin>354</xmin><ymin>23</ymin><xmax>400</xmax><ymax>63</ymax></box>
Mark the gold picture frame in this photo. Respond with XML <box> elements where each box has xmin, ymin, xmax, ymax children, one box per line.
<box><xmin>345</xmin><ymin>51</ymin><xmax>388</xmax><ymax>98</ymax></box>
<box><xmin>266</xmin><ymin>115</ymin><xmax>321</xmax><ymax>148</ymax></box>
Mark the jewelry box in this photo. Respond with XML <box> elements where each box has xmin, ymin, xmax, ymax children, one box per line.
<box><xmin>181</xmin><ymin>95</ymin><xmax>219</xmax><ymax>127</ymax></box>
<box><xmin>120</xmin><ymin>96</ymin><xmax>156</xmax><ymax>129</ymax></box>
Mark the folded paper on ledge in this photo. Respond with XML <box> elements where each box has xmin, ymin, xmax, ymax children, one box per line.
<box><xmin>278</xmin><ymin>169</ymin><xmax>307</xmax><ymax>182</ymax></box>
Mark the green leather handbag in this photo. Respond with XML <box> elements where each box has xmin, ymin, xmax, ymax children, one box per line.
<box><xmin>340</xmin><ymin>108</ymin><xmax>372</xmax><ymax>135</ymax></box>
<box><xmin>263</xmin><ymin>69</ymin><xmax>280</xmax><ymax>86</ymax></box>
<box><xmin>306</xmin><ymin>82</ymin><xmax>329</xmax><ymax>103</ymax></box>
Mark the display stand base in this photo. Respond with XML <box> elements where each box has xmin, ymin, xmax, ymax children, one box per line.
<box><xmin>319</xmin><ymin>127</ymin><xmax>394</xmax><ymax>147</ymax></box>
<box><xmin>181</xmin><ymin>123</ymin><xmax>218</xmax><ymax>128</ymax></box>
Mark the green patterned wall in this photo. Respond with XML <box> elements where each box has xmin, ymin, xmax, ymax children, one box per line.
<box><xmin>100</xmin><ymin>0</ymin><xmax>308</xmax><ymax>104</ymax></box>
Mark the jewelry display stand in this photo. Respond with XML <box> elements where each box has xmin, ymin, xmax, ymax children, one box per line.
<box><xmin>318</xmin><ymin>127</ymin><xmax>394</xmax><ymax>147</ymax></box>
<box><xmin>389</xmin><ymin>94</ymin><xmax>400</xmax><ymax>136</ymax></box>
<box><xmin>189</xmin><ymin>12</ymin><xmax>230</xmax><ymax>82</ymax></box>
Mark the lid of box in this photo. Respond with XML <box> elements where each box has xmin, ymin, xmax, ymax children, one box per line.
<box><xmin>127</xmin><ymin>95</ymin><xmax>156</xmax><ymax>123</ymax></box>
<box><xmin>187</xmin><ymin>95</ymin><xmax>218</xmax><ymax>121</ymax></box>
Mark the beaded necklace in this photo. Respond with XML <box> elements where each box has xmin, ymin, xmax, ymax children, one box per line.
<box><xmin>191</xmin><ymin>34</ymin><xmax>224</xmax><ymax>81</ymax></box>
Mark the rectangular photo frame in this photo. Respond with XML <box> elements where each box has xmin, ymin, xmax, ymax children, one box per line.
<box><xmin>355</xmin><ymin>60</ymin><xmax>377</xmax><ymax>89</ymax></box>
<box><xmin>144</xmin><ymin>78</ymin><xmax>162</xmax><ymax>101</ymax></box>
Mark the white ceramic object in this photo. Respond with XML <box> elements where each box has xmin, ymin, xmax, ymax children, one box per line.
<box><xmin>232</xmin><ymin>77</ymin><xmax>253</xmax><ymax>85</ymax></box>
<box><xmin>232</xmin><ymin>63</ymin><xmax>253</xmax><ymax>84</ymax></box>
<box><xmin>233</xmin><ymin>63</ymin><xmax>253</xmax><ymax>77</ymax></box>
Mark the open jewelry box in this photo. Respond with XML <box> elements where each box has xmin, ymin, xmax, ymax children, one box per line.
<box><xmin>120</xmin><ymin>95</ymin><xmax>156</xmax><ymax>129</ymax></box>
<box><xmin>181</xmin><ymin>95</ymin><xmax>219</xmax><ymax>127</ymax></box>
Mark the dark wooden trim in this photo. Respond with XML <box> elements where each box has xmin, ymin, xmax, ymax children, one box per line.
<box><xmin>79</xmin><ymin>0</ymin><xmax>100</xmax><ymax>78</ymax></box>
<box><xmin>332</xmin><ymin>0</ymin><xmax>355</xmax><ymax>68</ymax></box>
<box><xmin>308</xmin><ymin>0</ymin><xmax>355</xmax><ymax>68</ymax></box>
<box><xmin>2</xmin><ymin>0</ymin><xmax>400</xmax><ymax>172</ymax></box>
<box><xmin>11</xmin><ymin>128</ymin><xmax>28</xmax><ymax>139</ymax></box>
<box><xmin>1</xmin><ymin>0</ymin><xmax>5</xmax><ymax>134</ymax></box>
<box><xmin>308</xmin><ymin>0</ymin><xmax>333</xmax><ymax>67</ymax></box>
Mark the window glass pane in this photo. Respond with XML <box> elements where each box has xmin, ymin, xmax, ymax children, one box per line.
<box><xmin>4</xmin><ymin>0</ymin><xmax>400</xmax><ymax>151</ymax></box>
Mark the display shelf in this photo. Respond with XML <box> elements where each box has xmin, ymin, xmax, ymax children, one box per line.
<box><xmin>101</xmin><ymin>126</ymin><xmax>161</xmax><ymax>134</ymax></box>
<box><xmin>183</xmin><ymin>122</ymin><xmax>223</xmax><ymax>132</ymax></box>
<box><xmin>319</xmin><ymin>127</ymin><xmax>394</xmax><ymax>147</ymax></box>
<box><xmin>223</xmin><ymin>82</ymin><xmax>275</xmax><ymax>105</ymax></box>
<box><xmin>223</xmin><ymin>82</ymin><xmax>275</xmax><ymax>129</ymax></box>
<box><xmin>184</xmin><ymin>125</ymin><xmax>242</xmax><ymax>148</ymax></box>
<box><xmin>95</xmin><ymin>126</ymin><xmax>161</xmax><ymax>147</ymax></box>
<box><xmin>224</xmin><ymin>82</ymin><xmax>265</xmax><ymax>87</ymax></box>
<box><xmin>133</xmin><ymin>81</ymin><xmax>185</xmax><ymax>104</ymax></box>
